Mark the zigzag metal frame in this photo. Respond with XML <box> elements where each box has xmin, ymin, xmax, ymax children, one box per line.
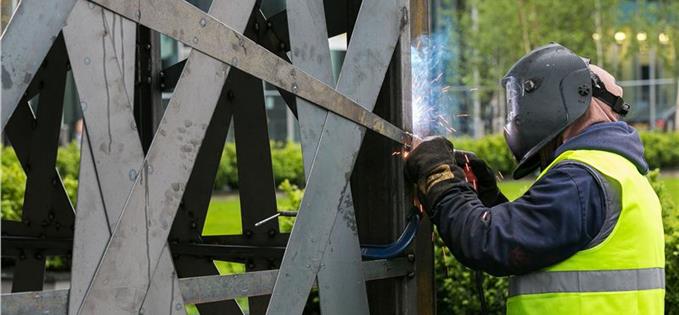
<box><xmin>0</xmin><ymin>0</ymin><xmax>430</xmax><ymax>314</ymax></box>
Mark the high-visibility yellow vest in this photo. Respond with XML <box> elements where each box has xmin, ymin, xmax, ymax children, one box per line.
<box><xmin>506</xmin><ymin>150</ymin><xmax>665</xmax><ymax>315</ymax></box>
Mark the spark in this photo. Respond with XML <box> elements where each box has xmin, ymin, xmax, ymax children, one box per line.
<box><xmin>411</xmin><ymin>30</ymin><xmax>456</xmax><ymax>138</ymax></box>
<box><xmin>432</xmin><ymin>73</ymin><xmax>444</xmax><ymax>83</ymax></box>
<box><xmin>435</xmin><ymin>114</ymin><xmax>448</xmax><ymax>122</ymax></box>
<box><xmin>435</xmin><ymin>114</ymin><xmax>456</xmax><ymax>133</ymax></box>
<box><xmin>391</xmin><ymin>148</ymin><xmax>411</xmax><ymax>159</ymax></box>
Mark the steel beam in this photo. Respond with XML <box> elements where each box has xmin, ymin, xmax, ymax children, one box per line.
<box><xmin>89</xmin><ymin>0</ymin><xmax>410</xmax><ymax>145</ymax></box>
<box><xmin>75</xmin><ymin>0</ymin><xmax>255</xmax><ymax>313</ymax></box>
<box><xmin>408</xmin><ymin>0</ymin><xmax>436</xmax><ymax>312</ymax></box>
<box><xmin>69</xmin><ymin>128</ymin><xmax>108</xmax><ymax>312</ymax></box>
<box><xmin>158</xmin><ymin>12</ymin><xmax>302</xmax><ymax>118</ymax></box>
<box><xmin>0</xmin><ymin>234</ymin><xmax>288</xmax><ymax>262</ymax></box>
<box><xmin>268</xmin><ymin>1</ymin><xmax>407</xmax><ymax>313</ymax></box>
<box><xmin>3</xmin><ymin>35</ymin><xmax>74</xmax><ymax>245</ymax></box>
<box><xmin>63</xmin><ymin>3</ymin><xmax>189</xmax><ymax>314</ymax></box>
<box><xmin>63</xmin><ymin>3</ymin><xmax>171</xmax><ymax>314</ymax></box>
<box><xmin>399</xmin><ymin>0</ymin><xmax>429</xmax><ymax>312</ymax></box>
<box><xmin>4</xmin><ymin>34</ymin><xmax>71</xmax><ymax>292</ymax></box>
<box><xmin>286</xmin><ymin>0</ymin><xmax>369</xmax><ymax>313</ymax></box>
<box><xmin>0</xmin><ymin>0</ymin><xmax>77</xmax><ymax>130</ymax></box>
<box><xmin>134</xmin><ymin>25</ymin><xmax>163</xmax><ymax>152</ymax></box>
<box><xmin>286</xmin><ymin>0</ymin><xmax>335</xmax><ymax>178</ymax></box>
<box><xmin>140</xmin><ymin>245</ymin><xmax>186</xmax><ymax>315</ymax></box>
<box><xmin>230</xmin><ymin>66</ymin><xmax>280</xmax><ymax>314</ymax></box>
<box><xmin>1</xmin><ymin>234</ymin><xmax>73</xmax><ymax>257</ymax></box>
<box><xmin>1</xmin><ymin>258</ymin><xmax>413</xmax><ymax>315</ymax></box>
<box><xmin>170</xmin><ymin>75</ymin><xmax>242</xmax><ymax>315</ymax></box>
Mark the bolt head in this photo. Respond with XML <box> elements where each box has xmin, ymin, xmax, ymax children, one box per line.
<box><xmin>524</xmin><ymin>80</ymin><xmax>536</xmax><ymax>93</ymax></box>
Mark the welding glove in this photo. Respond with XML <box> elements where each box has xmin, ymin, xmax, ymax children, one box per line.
<box><xmin>454</xmin><ymin>150</ymin><xmax>508</xmax><ymax>207</ymax></box>
<box><xmin>404</xmin><ymin>136</ymin><xmax>465</xmax><ymax>215</ymax></box>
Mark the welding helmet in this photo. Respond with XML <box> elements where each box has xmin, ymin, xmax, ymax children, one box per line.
<box><xmin>502</xmin><ymin>43</ymin><xmax>593</xmax><ymax>179</ymax></box>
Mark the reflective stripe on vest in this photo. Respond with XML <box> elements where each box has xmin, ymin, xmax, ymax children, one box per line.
<box><xmin>509</xmin><ymin>267</ymin><xmax>665</xmax><ymax>297</ymax></box>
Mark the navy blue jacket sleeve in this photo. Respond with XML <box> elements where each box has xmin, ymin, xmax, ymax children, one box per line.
<box><xmin>431</xmin><ymin>163</ymin><xmax>606</xmax><ymax>276</ymax></box>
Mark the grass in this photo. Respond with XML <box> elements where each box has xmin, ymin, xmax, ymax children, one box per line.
<box><xmin>202</xmin><ymin>196</ymin><xmax>244</xmax><ymax>275</ymax></box>
<box><xmin>189</xmin><ymin>195</ymin><xmax>245</xmax><ymax>314</ymax></box>
<box><xmin>203</xmin><ymin>195</ymin><xmax>242</xmax><ymax>236</ymax></box>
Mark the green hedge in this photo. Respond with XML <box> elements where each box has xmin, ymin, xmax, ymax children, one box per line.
<box><xmin>455</xmin><ymin>135</ymin><xmax>515</xmax><ymax>176</ymax></box>
<box><xmin>1</xmin><ymin>147</ymin><xmax>26</xmax><ymax>221</ymax></box>
<box><xmin>209</xmin><ymin>131</ymin><xmax>679</xmax><ymax>191</ymax></box>
<box><xmin>1</xmin><ymin>143</ymin><xmax>80</xmax><ymax>220</ymax></box>
<box><xmin>640</xmin><ymin>132</ymin><xmax>679</xmax><ymax>170</ymax></box>
<box><xmin>214</xmin><ymin>141</ymin><xmax>305</xmax><ymax>191</ymax></box>
<box><xmin>454</xmin><ymin>131</ymin><xmax>679</xmax><ymax>177</ymax></box>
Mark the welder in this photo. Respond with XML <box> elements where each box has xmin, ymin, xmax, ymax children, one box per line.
<box><xmin>404</xmin><ymin>43</ymin><xmax>665</xmax><ymax>314</ymax></box>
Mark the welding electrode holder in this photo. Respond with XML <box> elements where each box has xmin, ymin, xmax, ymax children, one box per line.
<box><xmin>454</xmin><ymin>150</ymin><xmax>508</xmax><ymax>207</ymax></box>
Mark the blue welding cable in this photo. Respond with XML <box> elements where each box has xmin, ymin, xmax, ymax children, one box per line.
<box><xmin>360</xmin><ymin>211</ymin><xmax>421</xmax><ymax>259</ymax></box>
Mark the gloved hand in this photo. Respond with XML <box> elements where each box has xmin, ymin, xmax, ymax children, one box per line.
<box><xmin>454</xmin><ymin>150</ymin><xmax>508</xmax><ymax>207</ymax></box>
<box><xmin>404</xmin><ymin>136</ymin><xmax>465</xmax><ymax>214</ymax></box>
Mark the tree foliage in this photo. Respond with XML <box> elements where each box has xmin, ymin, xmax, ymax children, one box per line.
<box><xmin>445</xmin><ymin>0</ymin><xmax>678</xmax><ymax>87</ymax></box>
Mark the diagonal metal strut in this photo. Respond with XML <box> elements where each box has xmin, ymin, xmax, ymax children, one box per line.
<box><xmin>89</xmin><ymin>0</ymin><xmax>413</xmax><ymax>146</ymax></box>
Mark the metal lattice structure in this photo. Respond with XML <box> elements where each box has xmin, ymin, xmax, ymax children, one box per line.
<box><xmin>1</xmin><ymin>0</ymin><xmax>435</xmax><ymax>314</ymax></box>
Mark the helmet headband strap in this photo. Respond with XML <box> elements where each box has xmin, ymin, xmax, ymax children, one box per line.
<box><xmin>591</xmin><ymin>73</ymin><xmax>630</xmax><ymax>117</ymax></box>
